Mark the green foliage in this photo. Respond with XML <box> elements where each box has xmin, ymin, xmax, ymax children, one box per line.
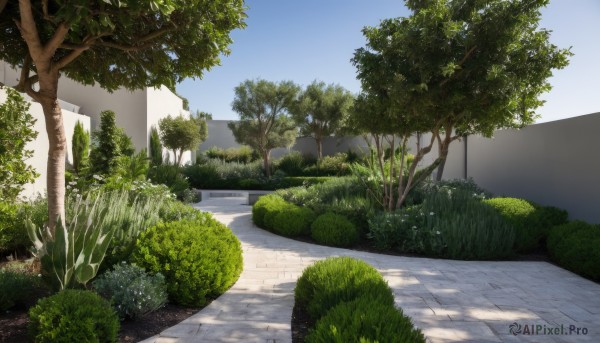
<box><xmin>113</xmin><ymin>148</ymin><xmax>150</xmax><ymax>182</ymax></box>
<box><xmin>147</xmin><ymin>164</ymin><xmax>191</xmax><ymax>200</ymax></box>
<box><xmin>483</xmin><ymin>198</ymin><xmax>538</xmax><ymax>253</ymax></box>
<box><xmin>72</xmin><ymin>121</ymin><xmax>90</xmax><ymax>175</ymax></box>
<box><xmin>0</xmin><ymin>86</ymin><xmax>39</xmax><ymax>201</ymax></box>
<box><xmin>26</xmin><ymin>191</ymin><xmax>159</xmax><ymax>290</ymax></box>
<box><xmin>275</xmin><ymin>151</ymin><xmax>306</xmax><ymax>176</ymax></box>
<box><xmin>132</xmin><ymin>218</ymin><xmax>243</xmax><ymax>306</ymax></box>
<box><xmin>311</xmin><ymin>212</ymin><xmax>359</xmax><ymax>247</ymax></box>
<box><xmin>251</xmin><ymin>194</ymin><xmax>289</xmax><ymax>230</ymax></box>
<box><xmin>369</xmin><ymin>187</ymin><xmax>515</xmax><ymax>259</ymax></box>
<box><xmin>159</xmin><ymin>115</ymin><xmax>206</xmax><ymax>166</ymax></box>
<box><xmin>149</xmin><ymin>126</ymin><xmax>163</xmax><ymax>166</ymax></box>
<box><xmin>228</xmin><ymin>79</ymin><xmax>300</xmax><ymax>177</ymax></box>
<box><xmin>93</xmin><ymin>262</ymin><xmax>167</xmax><ymax>320</ymax></box>
<box><xmin>548</xmin><ymin>221</ymin><xmax>600</xmax><ymax>281</ymax></box>
<box><xmin>295</xmin><ymin>257</ymin><xmax>394</xmax><ymax>321</ymax></box>
<box><xmin>0</xmin><ymin>201</ymin><xmax>29</xmax><ymax>254</ymax></box>
<box><xmin>306</xmin><ymin>296</ymin><xmax>426</xmax><ymax>343</ymax></box>
<box><xmin>205</xmin><ymin>145</ymin><xmax>255</xmax><ymax>164</ymax></box>
<box><xmin>0</xmin><ymin>269</ymin><xmax>42</xmax><ymax>311</ymax></box>
<box><xmin>28</xmin><ymin>289</ymin><xmax>119</xmax><ymax>343</ymax></box>
<box><xmin>89</xmin><ymin>111</ymin><xmax>123</xmax><ymax>175</ymax></box>
<box><xmin>272</xmin><ymin>205</ymin><xmax>316</xmax><ymax>237</ymax></box>
<box><xmin>304</xmin><ymin>153</ymin><xmax>352</xmax><ymax>176</ymax></box>
<box><xmin>158</xmin><ymin>198</ymin><xmax>211</xmax><ymax>223</ymax></box>
<box><xmin>290</xmin><ymin>81</ymin><xmax>354</xmax><ymax>159</ymax></box>
<box><xmin>183</xmin><ymin>159</ymin><xmax>264</xmax><ymax>189</ymax></box>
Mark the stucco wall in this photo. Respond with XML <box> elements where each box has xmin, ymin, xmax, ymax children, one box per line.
<box><xmin>0</xmin><ymin>88</ymin><xmax>90</xmax><ymax>199</ymax></box>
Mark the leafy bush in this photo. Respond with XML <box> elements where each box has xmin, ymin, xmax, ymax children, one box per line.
<box><xmin>369</xmin><ymin>187</ymin><xmax>515</xmax><ymax>259</ymax></box>
<box><xmin>205</xmin><ymin>145</ymin><xmax>255</xmax><ymax>163</ymax></box>
<box><xmin>28</xmin><ymin>289</ymin><xmax>119</xmax><ymax>343</ymax></box>
<box><xmin>311</xmin><ymin>212</ymin><xmax>359</xmax><ymax>247</ymax></box>
<box><xmin>93</xmin><ymin>262</ymin><xmax>167</xmax><ymax>320</ymax></box>
<box><xmin>272</xmin><ymin>205</ymin><xmax>316</xmax><ymax>237</ymax></box>
<box><xmin>183</xmin><ymin>159</ymin><xmax>263</xmax><ymax>189</ymax></box>
<box><xmin>147</xmin><ymin>164</ymin><xmax>191</xmax><ymax>199</ymax></box>
<box><xmin>547</xmin><ymin>221</ymin><xmax>600</xmax><ymax>281</ymax></box>
<box><xmin>306</xmin><ymin>296</ymin><xmax>426</xmax><ymax>343</ymax></box>
<box><xmin>0</xmin><ymin>202</ymin><xmax>27</xmax><ymax>254</ymax></box>
<box><xmin>0</xmin><ymin>270</ymin><xmax>42</xmax><ymax>311</ymax></box>
<box><xmin>275</xmin><ymin>151</ymin><xmax>305</xmax><ymax>176</ymax></box>
<box><xmin>132</xmin><ymin>218</ymin><xmax>243</xmax><ymax>306</ymax></box>
<box><xmin>252</xmin><ymin>194</ymin><xmax>287</xmax><ymax>228</ymax></box>
<box><xmin>310</xmin><ymin>196</ymin><xmax>373</xmax><ymax>233</ymax></box>
<box><xmin>295</xmin><ymin>257</ymin><xmax>393</xmax><ymax>321</ymax></box>
<box><xmin>159</xmin><ymin>198</ymin><xmax>209</xmax><ymax>223</ymax></box>
<box><xmin>303</xmin><ymin>153</ymin><xmax>351</xmax><ymax>176</ymax></box>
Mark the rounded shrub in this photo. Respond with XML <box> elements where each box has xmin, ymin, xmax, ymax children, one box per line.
<box><xmin>306</xmin><ymin>296</ymin><xmax>426</xmax><ymax>343</ymax></box>
<box><xmin>272</xmin><ymin>205</ymin><xmax>316</xmax><ymax>237</ymax></box>
<box><xmin>28</xmin><ymin>289</ymin><xmax>119</xmax><ymax>343</ymax></box>
<box><xmin>93</xmin><ymin>262</ymin><xmax>168</xmax><ymax>320</ymax></box>
<box><xmin>0</xmin><ymin>270</ymin><xmax>42</xmax><ymax>311</ymax></box>
<box><xmin>295</xmin><ymin>257</ymin><xmax>393</xmax><ymax>320</ymax></box>
<box><xmin>159</xmin><ymin>198</ymin><xmax>213</xmax><ymax>223</ymax></box>
<box><xmin>484</xmin><ymin>197</ymin><xmax>539</xmax><ymax>252</ymax></box>
<box><xmin>311</xmin><ymin>212</ymin><xmax>359</xmax><ymax>247</ymax></box>
<box><xmin>547</xmin><ymin>221</ymin><xmax>600</xmax><ymax>281</ymax></box>
<box><xmin>132</xmin><ymin>218</ymin><xmax>243</xmax><ymax>306</ymax></box>
<box><xmin>251</xmin><ymin>194</ymin><xmax>287</xmax><ymax>229</ymax></box>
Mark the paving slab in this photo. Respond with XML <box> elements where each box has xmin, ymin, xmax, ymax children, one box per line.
<box><xmin>140</xmin><ymin>196</ymin><xmax>600</xmax><ymax>343</ymax></box>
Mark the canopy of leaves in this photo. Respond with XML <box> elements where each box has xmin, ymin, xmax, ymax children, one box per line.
<box><xmin>228</xmin><ymin>79</ymin><xmax>299</xmax><ymax>154</ymax></box>
<box><xmin>158</xmin><ymin>115</ymin><xmax>205</xmax><ymax>164</ymax></box>
<box><xmin>0</xmin><ymin>0</ymin><xmax>247</xmax><ymax>91</ymax></box>
<box><xmin>352</xmin><ymin>0</ymin><xmax>572</xmax><ymax>137</ymax></box>
<box><xmin>291</xmin><ymin>81</ymin><xmax>354</xmax><ymax>139</ymax></box>
<box><xmin>0</xmin><ymin>86</ymin><xmax>39</xmax><ymax>200</ymax></box>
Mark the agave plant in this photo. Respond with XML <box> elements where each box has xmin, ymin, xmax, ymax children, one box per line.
<box><xmin>26</xmin><ymin>191</ymin><xmax>129</xmax><ymax>290</ymax></box>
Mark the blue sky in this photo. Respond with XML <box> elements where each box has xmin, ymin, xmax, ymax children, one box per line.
<box><xmin>176</xmin><ymin>0</ymin><xmax>600</xmax><ymax>123</ymax></box>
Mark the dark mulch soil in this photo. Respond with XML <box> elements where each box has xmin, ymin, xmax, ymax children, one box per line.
<box><xmin>0</xmin><ymin>303</ymin><xmax>200</xmax><ymax>343</ymax></box>
<box><xmin>291</xmin><ymin>303</ymin><xmax>312</xmax><ymax>343</ymax></box>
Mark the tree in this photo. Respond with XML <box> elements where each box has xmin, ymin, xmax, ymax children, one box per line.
<box><xmin>194</xmin><ymin>110</ymin><xmax>213</xmax><ymax>120</ymax></box>
<box><xmin>291</xmin><ymin>81</ymin><xmax>354</xmax><ymax>159</ymax></box>
<box><xmin>89</xmin><ymin>110</ymin><xmax>122</xmax><ymax>176</ymax></box>
<box><xmin>0</xmin><ymin>0</ymin><xmax>246</xmax><ymax>232</ymax></box>
<box><xmin>158</xmin><ymin>115</ymin><xmax>205</xmax><ymax>166</ymax></box>
<box><xmin>149</xmin><ymin>126</ymin><xmax>163</xmax><ymax>166</ymax></box>
<box><xmin>352</xmin><ymin>0</ymin><xmax>571</xmax><ymax>207</ymax></box>
<box><xmin>0</xmin><ymin>86</ymin><xmax>39</xmax><ymax>201</ymax></box>
<box><xmin>228</xmin><ymin>79</ymin><xmax>299</xmax><ymax>177</ymax></box>
<box><xmin>191</xmin><ymin>111</ymin><xmax>210</xmax><ymax>144</ymax></box>
<box><xmin>71</xmin><ymin>120</ymin><xmax>90</xmax><ymax>175</ymax></box>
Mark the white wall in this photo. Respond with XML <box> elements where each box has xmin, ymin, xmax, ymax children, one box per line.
<box><xmin>146</xmin><ymin>86</ymin><xmax>192</xmax><ymax>165</ymax></box>
<box><xmin>0</xmin><ymin>88</ymin><xmax>90</xmax><ymax>199</ymax></box>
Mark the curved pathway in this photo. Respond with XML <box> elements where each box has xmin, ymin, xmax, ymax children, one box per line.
<box><xmin>141</xmin><ymin>196</ymin><xmax>600</xmax><ymax>343</ymax></box>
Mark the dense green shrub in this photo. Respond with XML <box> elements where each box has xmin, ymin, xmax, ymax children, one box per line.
<box><xmin>275</xmin><ymin>151</ymin><xmax>306</xmax><ymax>176</ymax></box>
<box><xmin>252</xmin><ymin>194</ymin><xmax>287</xmax><ymax>228</ymax></box>
<box><xmin>159</xmin><ymin>198</ymin><xmax>210</xmax><ymax>223</ymax></box>
<box><xmin>306</xmin><ymin>296</ymin><xmax>426</xmax><ymax>343</ymax></box>
<box><xmin>0</xmin><ymin>202</ymin><xmax>27</xmax><ymax>254</ymax></box>
<box><xmin>548</xmin><ymin>221</ymin><xmax>600</xmax><ymax>281</ymax></box>
<box><xmin>0</xmin><ymin>270</ymin><xmax>42</xmax><ymax>311</ymax></box>
<box><xmin>205</xmin><ymin>145</ymin><xmax>255</xmax><ymax>163</ymax></box>
<box><xmin>303</xmin><ymin>153</ymin><xmax>351</xmax><ymax>176</ymax></box>
<box><xmin>295</xmin><ymin>257</ymin><xmax>393</xmax><ymax>321</ymax></box>
<box><xmin>263</xmin><ymin>200</ymin><xmax>295</xmax><ymax>231</ymax></box>
<box><xmin>132</xmin><ymin>218</ymin><xmax>243</xmax><ymax>306</ymax></box>
<box><xmin>147</xmin><ymin>164</ymin><xmax>191</xmax><ymax>199</ymax></box>
<box><xmin>311</xmin><ymin>212</ymin><xmax>359</xmax><ymax>247</ymax></box>
<box><xmin>93</xmin><ymin>262</ymin><xmax>167</xmax><ymax>319</ymax></box>
<box><xmin>183</xmin><ymin>159</ymin><xmax>263</xmax><ymax>189</ymax></box>
<box><xmin>272</xmin><ymin>205</ymin><xmax>316</xmax><ymax>237</ymax></box>
<box><xmin>28</xmin><ymin>290</ymin><xmax>119</xmax><ymax>343</ymax></box>
<box><xmin>369</xmin><ymin>187</ymin><xmax>515</xmax><ymax>259</ymax></box>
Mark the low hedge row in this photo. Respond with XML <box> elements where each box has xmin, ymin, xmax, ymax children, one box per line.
<box><xmin>252</xmin><ymin>195</ymin><xmax>359</xmax><ymax>247</ymax></box>
<box><xmin>295</xmin><ymin>257</ymin><xmax>425</xmax><ymax>342</ymax></box>
<box><xmin>547</xmin><ymin>221</ymin><xmax>600</xmax><ymax>281</ymax></box>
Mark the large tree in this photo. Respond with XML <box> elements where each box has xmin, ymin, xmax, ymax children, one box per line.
<box><xmin>228</xmin><ymin>79</ymin><xmax>299</xmax><ymax>177</ymax></box>
<box><xmin>290</xmin><ymin>81</ymin><xmax>354</xmax><ymax>159</ymax></box>
<box><xmin>353</xmin><ymin>0</ymin><xmax>571</xmax><ymax>207</ymax></box>
<box><xmin>0</xmin><ymin>0</ymin><xmax>246</xmax><ymax>231</ymax></box>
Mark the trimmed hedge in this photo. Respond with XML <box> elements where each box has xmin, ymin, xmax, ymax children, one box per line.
<box><xmin>547</xmin><ymin>221</ymin><xmax>600</xmax><ymax>281</ymax></box>
<box><xmin>252</xmin><ymin>194</ymin><xmax>288</xmax><ymax>229</ymax></box>
<box><xmin>306</xmin><ymin>296</ymin><xmax>426</xmax><ymax>343</ymax></box>
<box><xmin>311</xmin><ymin>212</ymin><xmax>359</xmax><ymax>247</ymax></box>
<box><xmin>132</xmin><ymin>217</ymin><xmax>243</xmax><ymax>306</ymax></box>
<box><xmin>294</xmin><ymin>257</ymin><xmax>393</xmax><ymax>321</ymax></box>
<box><xmin>273</xmin><ymin>205</ymin><xmax>316</xmax><ymax>237</ymax></box>
<box><xmin>28</xmin><ymin>290</ymin><xmax>119</xmax><ymax>343</ymax></box>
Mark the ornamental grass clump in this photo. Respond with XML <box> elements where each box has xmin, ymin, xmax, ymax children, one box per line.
<box><xmin>132</xmin><ymin>217</ymin><xmax>243</xmax><ymax>306</ymax></box>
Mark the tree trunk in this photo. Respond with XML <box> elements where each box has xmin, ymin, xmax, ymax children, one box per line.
<box><xmin>435</xmin><ymin>143</ymin><xmax>449</xmax><ymax>181</ymax></box>
<box><xmin>38</xmin><ymin>74</ymin><xmax>66</xmax><ymax>233</ymax></box>
<box><xmin>263</xmin><ymin>150</ymin><xmax>271</xmax><ymax>178</ymax></box>
<box><xmin>316</xmin><ymin>136</ymin><xmax>323</xmax><ymax>160</ymax></box>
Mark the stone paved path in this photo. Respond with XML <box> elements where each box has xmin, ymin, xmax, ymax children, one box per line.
<box><xmin>140</xmin><ymin>196</ymin><xmax>600</xmax><ymax>343</ymax></box>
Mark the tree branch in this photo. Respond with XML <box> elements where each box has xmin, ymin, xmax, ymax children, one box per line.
<box><xmin>16</xmin><ymin>0</ymin><xmax>44</xmax><ymax>60</ymax></box>
<box><xmin>43</xmin><ymin>22</ymin><xmax>70</xmax><ymax>59</ymax></box>
<box><xmin>94</xmin><ymin>25</ymin><xmax>175</xmax><ymax>52</ymax></box>
<box><xmin>439</xmin><ymin>45</ymin><xmax>477</xmax><ymax>87</ymax></box>
<box><xmin>54</xmin><ymin>47</ymin><xmax>88</xmax><ymax>70</ymax></box>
